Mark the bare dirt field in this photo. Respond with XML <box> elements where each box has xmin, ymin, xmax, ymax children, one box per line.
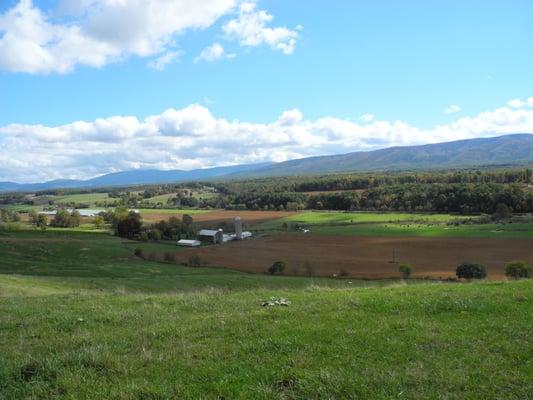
<box><xmin>173</xmin><ymin>234</ymin><xmax>533</xmax><ymax>279</ymax></box>
<box><xmin>143</xmin><ymin>210</ymin><xmax>296</xmax><ymax>226</ymax></box>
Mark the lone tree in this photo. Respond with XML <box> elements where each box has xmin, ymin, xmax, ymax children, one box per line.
<box><xmin>268</xmin><ymin>261</ymin><xmax>286</xmax><ymax>275</ymax></box>
<box><xmin>399</xmin><ymin>263</ymin><xmax>413</xmax><ymax>279</ymax></box>
<box><xmin>492</xmin><ymin>203</ymin><xmax>512</xmax><ymax>220</ymax></box>
<box><xmin>456</xmin><ymin>262</ymin><xmax>487</xmax><ymax>279</ymax></box>
<box><xmin>114</xmin><ymin>211</ymin><xmax>142</xmax><ymax>239</ymax></box>
<box><xmin>505</xmin><ymin>261</ymin><xmax>532</xmax><ymax>279</ymax></box>
<box><xmin>36</xmin><ymin>214</ymin><xmax>48</xmax><ymax>230</ymax></box>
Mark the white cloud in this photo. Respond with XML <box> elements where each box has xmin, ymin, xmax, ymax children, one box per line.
<box><xmin>359</xmin><ymin>114</ymin><xmax>375</xmax><ymax>123</ymax></box>
<box><xmin>148</xmin><ymin>50</ymin><xmax>182</xmax><ymax>70</ymax></box>
<box><xmin>2</xmin><ymin>0</ymin><xmax>300</xmax><ymax>73</ymax></box>
<box><xmin>527</xmin><ymin>97</ymin><xmax>533</xmax><ymax>107</ymax></box>
<box><xmin>194</xmin><ymin>43</ymin><xmax>229</xmax><ymax>63</ymax></box>
<box><xmin>508</xmin><ymin>98</ymin><xmax>525</xmax><ymax>108</ymax></box>
<box><xmin>223</xmin><ymin>2</ymin><xmax>300</xmax><ymax>55</ymax></box>
<box><xmin>1</xmin><ymin>103</ymin><xmax>533</xmax><ymax>183</ymax></box>
<box><xmin>444</xmin><ymin>104</ymin><xmax>461</xmax><ymax>114</ymax></box>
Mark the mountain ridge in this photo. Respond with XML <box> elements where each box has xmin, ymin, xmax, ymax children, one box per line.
<box><xmin>1</xmin><ymin>134</ymin><xmax>532</xmax><ymax>192</ymax></box>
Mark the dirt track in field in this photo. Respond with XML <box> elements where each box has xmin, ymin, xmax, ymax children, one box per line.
<box><xmin>173</xmin><ymin>234</ymin><xmax>533</xmax><ymax>279</ymax></box>
<box><xmin>142</xmin><ymin>210</ymin><xmax>296</xmax><ymax>226</ymax></box>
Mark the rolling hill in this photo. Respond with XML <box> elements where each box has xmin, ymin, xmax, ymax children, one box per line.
<box><xmin>244</xmin><ymin>133</ymin><xmax>533</xmax><ymax>177</ymax></box>
<box><xmin>1</xmin><ymin>134</ymin><xmax>532</xmax><ymax>192</ymax></box>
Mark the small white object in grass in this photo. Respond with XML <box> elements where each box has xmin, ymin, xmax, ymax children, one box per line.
<box><xmin>77</xmin><ymin>318</ymin><xmax>84</xmax><ymax>322</ymax></box>
<box><xmin>261</xmin><ymin>296</ymin><xmax>291</xmax><ymax>307</ymax></box>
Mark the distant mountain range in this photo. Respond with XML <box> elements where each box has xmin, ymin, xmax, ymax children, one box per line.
<box><xmin>1</xmin><ymin>134</ymin><xmax>532</xmax><ymax>192</ymax></box>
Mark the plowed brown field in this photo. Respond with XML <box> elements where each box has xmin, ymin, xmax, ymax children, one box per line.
<box><xmin>173</xmin><ymin>234</ymin><xmax>533</xmax><ymax>279</ymax></box>
<box><xmin>142</xmin><ymin>210</ymin><xmax>296</xmax><ymax>225</ymax></box>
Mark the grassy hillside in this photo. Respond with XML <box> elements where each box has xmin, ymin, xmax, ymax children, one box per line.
<box><xmin>1</xmin><ymin>277</ymin><xmax>531</xmax><ymax>399</ymax></box>
<box><xmin>1</xmin><ymin>229</ymin><xmax>532</xmax><ymax>398</ymax></box>
<box><xmin>0</xmin><ymin>230</ymin><xmax>369</xmax><ymax>292</ymax></box>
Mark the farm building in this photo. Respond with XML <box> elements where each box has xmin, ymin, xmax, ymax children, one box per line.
<box><xmin>198</xmin><ymin>229</ymin><xmax>224</xmax><ymax>244</ymax></box>
<box><xmin>177</xmin><ymin>239</ymin><xmax>201</xmax><ymax>247</ymax></box>
<box><xmin>197</xmin><ymin>217</ymin><xmax>252</xmax><ymax>245</ymax></box>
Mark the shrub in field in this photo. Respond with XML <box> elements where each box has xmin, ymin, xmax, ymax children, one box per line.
<box><xmin>134</xmin><ymin>247</ymin><xmax>144</xmax><ymax>258</ymax></box>
<box><xmin>188</xmin><ymin>255</ymin><xmax>204</xmax><ymax>267</ymax></box>
<box><xmin>268</xmin><ymin>261</ymin><xmax>286</xmax><ymax>275</ymax></box>
<box><xmin>456</xmin><ymin>262</ymin><xmax>487</xmax><ymax>279</ymax></box>
<box><xmin>164</xmin><ymin>252</ymin><xmax>177</xmax><ymax>263</ymax></box>
<box><xmin>505</xmin><ymin>261</ymin><xmax>532</xmax><ymax>279</ymax></box>
<box><xmin>149</xmin><ymin>229</ymin><xmax>162</xmax><ymax>241</ymax></box>
<box><xmin>399</xmin><ymin>263</ymin><xmax>413</xmax><ymax>279</ymax></box>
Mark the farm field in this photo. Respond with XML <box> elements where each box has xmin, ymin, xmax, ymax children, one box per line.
<box><xmin>1</xmin><ymin>225</ymin><xmax>532</xmax><ymax>398</ymax></box>
<box><xmin>257</xmin><ymin>211</ymin><xmax>533</xmax><ymax>238</ymax></box>
<box><xmin>141</xmin><ymin>209</ymin><xmax>296</xmax><ymax>225</ymax></box>
<box><xmin>0</xmin><ymin>230</ymin><xmax>360</xmax><ymax>293</ymax></box>
<box><xmin>172</xmin><ymin>234</ymin><xmax>533</xmax><ymax>279</ymax></box>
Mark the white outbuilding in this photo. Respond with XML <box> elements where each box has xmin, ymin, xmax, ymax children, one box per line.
<box><xmin>177</xmin><ymin>239</ymin><xmax>201</xmax><ymax>247</ymax></box>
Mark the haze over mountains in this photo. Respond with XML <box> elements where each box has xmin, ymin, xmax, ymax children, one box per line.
<box><xmin>1</xmin><ymin>134</ymin><xmax>532</xmax><ymax>192</ymax></box>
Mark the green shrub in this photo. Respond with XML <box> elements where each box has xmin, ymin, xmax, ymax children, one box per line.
<box><xmin>134</xmin><ymin>247</ymin><xmax>144</xmax><ymax>258</ymax></box>
<box><xmin>399</xmin><ymin>263</ymin><xmax>413</xmax><ymax>279</ymax></box>
<box><xmin>456</xmin><ymin>262</ymin><xmax>487</xmax><ymax>279</ymax></box>
<box><xmin>164</xmin><ymin>252</ymin><xmax>176</xmax><ymax>263</ymax></box>
<box><xmin>268</xmin><ymin>261</ymin><xmax>286</xmax><ymax>275</ymax></box>
<box><xmin>505</xmin><ymin>261</ymin><xmax>532</xmax><ymax>279</ymax></box>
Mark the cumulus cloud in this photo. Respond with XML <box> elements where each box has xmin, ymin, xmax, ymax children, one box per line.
<box><xmin>223</xmin><ymin>2</ymin><xmax>300</xmax><ymax>54</ymax></box>
<box><xmin>148</xmin><ymin>50</ymin><xmax>183</xmax><ymax>70</ymax></box>
<box><xmin>1</xmin><ymin>102</ymin><xmax>533</xmax><ymax>183</ymax></box>
<box><xmin>194</xmin><ymin>43</ymin><xmax>231</xmax><ymax>63</ymax></box>
<box><xmin>359</xmin><ymin>114</ymin><xmax>375</xmax><ymax>123</ymax></box>
<box><xmin>444</xmin><ymin>104</ymin><xmax>461</xmax><ymax>114</ymax></box>
<box><xmin>508</xmin><ymin>98</ymin><xmax>525</xmax><ymax>108</ymax></box>
<box><xmin>0</xmin><ymin>0</ymin><xmax>298</xmax><ymax>73</ymax></box>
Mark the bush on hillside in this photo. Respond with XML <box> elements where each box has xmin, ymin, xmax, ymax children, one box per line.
<box><xmin>399</xmin><ymin>263</ymin><xmax>413</xmax><ymax>279</ymax></box>
<box><xmin>268</xmin><ymin>261</ymin><xmax>286</xmax><ymax>275</ymax></box>
<box><xmin>456</xmin><ymin>262</ymin><xmax>487</xmax><ymax>279</ymax></box>
<box><xmin>505</xmin><ymin>261</ymin><xmax>532</xmax><ymax>279</ymax></box>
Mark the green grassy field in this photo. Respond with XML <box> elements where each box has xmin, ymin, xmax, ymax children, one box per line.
<box><xmin>0</xmin><ymin>274</ymin><xmax>531</xmax><ymax>399</ymax></box>
<box><xmin>257</xmin><ymin>212</ymin><xmax>533</xmax><ymax>238</ymax></box>
<box><xmin>52</xmin><ymin>192</ymin><xmax>110</xmax><ymax>205</ymax></box>
<box><xmin>1</xmin><ymin>227</ymin><xmax>532</xmax><ymax>398</ymax></box>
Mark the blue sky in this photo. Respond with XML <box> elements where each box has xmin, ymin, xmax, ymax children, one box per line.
<box><xmin>0</xmin><ymin>0</ymin><xmax>532</xmax><ymax>182</ymax></box>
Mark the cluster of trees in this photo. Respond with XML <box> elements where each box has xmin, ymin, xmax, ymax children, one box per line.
<box><xmin>49</xmin><ymin>209</ymin><xmax>81</xmax><ymax>228</ymax></box>
<box><xmin>141</xmin><ymin>215</ymin><xmax>195</xmax><ymax>241</ymax></box>
<box><xmin>28</xmin><ymin>210</ymin><xmax>48</xmax><ymax>229</ymax></box>
<box><xmin>105</xmin><ymin>206</ymin><xmax>196</xmax><ymax>241</ymax></box>
<box><xmin>220</xmin><ymin>183</ymin><xmax>533</xmax><ymax>213</ymax></box>
<box><xmin>0</xmin><ymin>209</ymin><xmax>21</xmax><ymax>223</ymax></box>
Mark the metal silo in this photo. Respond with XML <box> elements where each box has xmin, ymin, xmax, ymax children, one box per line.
<box><xmin>235</xmin><ymin>216</ymin><xmax>243</xmax><ymax>240</ymax></box>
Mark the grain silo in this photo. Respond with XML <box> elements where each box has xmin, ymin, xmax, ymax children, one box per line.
<box><xmin>235</xmin><ymin>216</ymin><xmax>243</xmax><ymax>240</ymax></box>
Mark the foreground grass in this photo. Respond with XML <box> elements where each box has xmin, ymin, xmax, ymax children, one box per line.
<box><xmin>0</xmin><ymin>280</ymin><xmax>531</xmax><ymax>399</ymax></box>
